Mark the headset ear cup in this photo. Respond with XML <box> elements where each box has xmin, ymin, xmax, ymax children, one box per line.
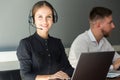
<box><xmin>28</xmin><ymin>15</ymin><xmax>34</xmax><ymax>26</ymax></box>
<box><xmin>53</xmin><ymin>9</ymin><xmax>58</xmax><ymax>23</ymax></box>
<box><xmin>28</xmin><ymin>9</ymin><xmax>34</xmax><ymax>26</ymax></box>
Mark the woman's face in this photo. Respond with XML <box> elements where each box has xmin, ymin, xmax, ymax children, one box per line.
<box><xmin>34</xmin><ymin>6</ymin><xmax>53</xmax><ymax>32</ymax></box>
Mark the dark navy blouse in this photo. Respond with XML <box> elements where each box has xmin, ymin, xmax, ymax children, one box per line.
<box><xmin>17</xmin><ymin>33</ymin><xmax>74</xmax><ymax>80</ymax></box>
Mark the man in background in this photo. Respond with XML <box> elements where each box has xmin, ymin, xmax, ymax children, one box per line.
<box><xmin>68</xmin><ymin>6</ymin><xmax>120</xmax><ymax>70</ymax></box>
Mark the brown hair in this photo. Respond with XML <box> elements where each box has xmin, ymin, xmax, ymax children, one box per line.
<box><xmin>89</xmin><ymin>7</ymin><xmax>112</xmax><ymax>22</ymax></box>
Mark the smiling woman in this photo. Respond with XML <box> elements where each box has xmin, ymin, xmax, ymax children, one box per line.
<box><xmin>16</xmin><ymin>1</ymin><xmax>73</xmax><ymax>80</ymax></box>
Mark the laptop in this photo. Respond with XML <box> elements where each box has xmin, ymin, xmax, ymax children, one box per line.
<box><xmin>71</xmin><ymin>51</ymin><xmax>115</xmax><ymax>80</ymax></box>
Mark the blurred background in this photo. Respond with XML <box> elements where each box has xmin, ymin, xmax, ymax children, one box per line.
<box><xmin>0</xmin><ymin>0</ymin><xmax>120</xmax><ymax>51</ymax></box>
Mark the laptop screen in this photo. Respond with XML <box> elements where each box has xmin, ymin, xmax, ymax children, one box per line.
<box><xmin>71</xmin><ymin>51</ymin><xmax>115</xmax><ymax>80</ymax></box>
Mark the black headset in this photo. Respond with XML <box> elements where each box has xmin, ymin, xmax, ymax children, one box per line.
<box><xmin>28</xmin><ymin>1</ymin><xmax>58</xmax><ymax>27</ymax></box>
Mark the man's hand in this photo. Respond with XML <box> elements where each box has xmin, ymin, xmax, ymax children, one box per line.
<box><xmin>113</xmin><ymin>58</ymin><xmax>120</xmax><ymax>70</ymax></box>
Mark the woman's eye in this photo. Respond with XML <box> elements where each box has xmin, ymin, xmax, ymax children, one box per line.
<box><xmin>38</xmin><ymin>16</ymin><xmax>42</xmax><ymax>18</ymax></box>
<box><xmin>47</xmin><ymin>15</ymin><xmax>52</xmax><ymax>18</ymax></box>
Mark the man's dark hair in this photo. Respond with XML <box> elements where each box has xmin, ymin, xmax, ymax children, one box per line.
<box><xmin>89</xmin><ymin>7</ymin><xmax>112</xmax><ymax>21</ymax></box>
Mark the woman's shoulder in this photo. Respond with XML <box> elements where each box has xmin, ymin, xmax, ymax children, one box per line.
<box><xmin>20</xmin><ymin>34</ymin><xmax>34</xmax><ymax>43</ymax></box>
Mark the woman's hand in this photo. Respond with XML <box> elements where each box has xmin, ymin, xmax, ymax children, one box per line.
<box><xmin>35</xmin><ymin>71</ymin><xmax>69</xmax><ymax>80</ymax></box>
<box><xmin>49</xmin><ymin>71</ymin><xmax>70</xmax><ymax>80</ymax></box>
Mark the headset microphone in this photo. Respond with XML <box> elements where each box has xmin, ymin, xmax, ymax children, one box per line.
<box><xmin>30</xmin><ymin>24</ymin><xmax>43</xmax><ymax>30</ymax></box>
<box><xmin>39</xmin><ymin>28</ymin><xmax>43</xmax><ymax>30</ymax></box>
<box><xmin>37</xmin><ymin>27</ymin><xmax>43</xmax><ymax>30</ymax></box>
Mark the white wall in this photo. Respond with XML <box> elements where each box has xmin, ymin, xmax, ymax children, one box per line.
<box><xmin>0</xmin><ymin>0</ymin><xmax>39</xmax><ymax>51</ymax></box>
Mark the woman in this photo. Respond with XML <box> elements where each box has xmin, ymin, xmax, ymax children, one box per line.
<box><xmin>17</xmin><ymin>1</ymin><xmax>73</xmax><ymax>80</ymax></box>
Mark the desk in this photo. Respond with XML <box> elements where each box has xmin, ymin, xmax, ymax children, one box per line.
<box><xmin>0</xmin><ymin>51</ymin><xmax>21</xmax><ymax>80</ymax></box>
<box><xmin>0</xmin><ymin>51</ymin><xmax>20</xmax><ymax>71</ymax></box>
<box><xmin>0</xmin><ymin>61</ymin><xmax>21</xmax><ymax>80</ymax></box>
<box><xmin>106</xmin><ymin>77</ymin><xmax>120</xmax><ymax>80</ymax></box>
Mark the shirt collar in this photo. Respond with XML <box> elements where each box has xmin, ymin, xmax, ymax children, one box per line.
<box><xmin>88</xmin><ymin>29</ymin><xmax>104</xmax><ymax>47</ymax></box>
<box><xmin>88</xmin><ymin>29</ymin><xmax>96</xmax><ymax>42</ymax></box>
<box><xmin>34</xmin><ymin>32</ymin><xmax>50</xmax><ymax>43</ymax></box>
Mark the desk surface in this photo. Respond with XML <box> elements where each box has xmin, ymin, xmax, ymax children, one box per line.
<box><xmin>0</xmin><ymin>51</ymin><xmax>17</xmax><ymax>62</ymax></box>
<box><xmin>0</xmin><ymin>61</ymin><xmax>20</xmax><ymax>71</ymax></box>
<box><xmin>106</xmin><ymin>77</ymin><xmax>120</xmax><ymax>80</ymax></box>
